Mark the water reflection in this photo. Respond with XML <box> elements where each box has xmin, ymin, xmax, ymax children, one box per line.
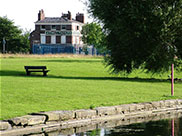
<box><xmin>172</xmin><ymin>119</ymin><xmax>174</xmax><ymax>136</ymax></box>
<box><xmin>57</xmin><ymin>117</ymin><xmax>182</xmax><ymax>136</ymax></box>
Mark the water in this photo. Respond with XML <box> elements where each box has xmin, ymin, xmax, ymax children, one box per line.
<box><xmin>50</xmin><ymin>117</ymin><xmax>182</xmax><ymax>136</ymax></box>
<box><xmin>83</xmin><ymin>118</ymin><xmax>182</xmax><ymax>136</ymax></box>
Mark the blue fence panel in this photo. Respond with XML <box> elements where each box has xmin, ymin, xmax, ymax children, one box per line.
<box><xmin>32</xmin><ymin>44</ymin><xmax>105</xmax><ymax>55</ymax></box>
<box><xmin>32</xmin><ymin>44</ymin><xmax>75</xmax><ymax>54</ymax></box>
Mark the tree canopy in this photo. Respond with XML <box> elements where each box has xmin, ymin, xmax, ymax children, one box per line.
<box><xmin>0</xmin><ymin>16</ymin><xmax>30</xmax><ymax>53</ymax></box>
<box><xmin>81</xmin><ymin>22</ymin><xmax>106</xmax><ymax>52</ymax></box>
<box><xmin>87</xmin><ymin>0</ymin><xmax>182</xmax><ymax>73</ymax></box>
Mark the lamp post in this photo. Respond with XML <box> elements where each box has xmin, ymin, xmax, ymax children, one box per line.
<box><xmin>3</xmin><ymin>37</ymin><xmax>6</xmax><ymax>54</ymax></box>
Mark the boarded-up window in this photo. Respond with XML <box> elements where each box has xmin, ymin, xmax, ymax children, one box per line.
<box><xmin>45</xmin><ymin>25</ymin><xmax>51</xmax><ymax>30</ymax></box>
<box><xmin>56</xmin><ymin>36</ymin><xmax>61</xmax><ymax>44</ymax></box>
<box><xmin>66</xmin><ymin>25</ymin><xmax>72</xmax><ymax>30</ymax></box>
<box><xmin>66</xmin><ymin>36</ymin><xmax>72</xmax><ymax>44</ymax></box>
<box><xmin>61</xmin><ymin>25</ymin><xmax>66</xmax><ymax>30</ymax></box>
<box><xmin>56</xmin><ymin>25</ymin><xmax>61</xmax><ymax>30</ymax></box>
<box><xmin>46</xmin><ymin>36</ymin><xmax>51</xmax><ymax>44</ymax></box>
<box><xmin>52</xmin><ymin>25</ymin><xmax>56</xmax><ymax>30</ymax></box>
<box><xmin>41</xmin><ymin>25</ymin><xmax>45</xmax><ymax>30</ymax></box>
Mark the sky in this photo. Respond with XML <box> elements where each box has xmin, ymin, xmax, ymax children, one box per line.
<box><xmin>0</xmin><ymin>0</ymin><xmax>92</xmax><ymax>31</ymax></box>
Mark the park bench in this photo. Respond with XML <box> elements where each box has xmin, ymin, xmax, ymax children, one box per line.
<box><xmin>24</xmin><ymin>66</ymin><xmax>50</xmax><ymax>76</ymax></box>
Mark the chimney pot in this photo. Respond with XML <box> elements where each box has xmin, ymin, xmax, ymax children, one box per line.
<box><xmin>38</xmin><ymin>9</ymin><xmax>45</xmax><ymax>21</ymax></box>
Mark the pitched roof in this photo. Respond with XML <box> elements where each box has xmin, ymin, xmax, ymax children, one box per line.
<box><xmin>35</xmin><ymin>17</ymin><xmax>83</xmax><ymax>24</ymax></box>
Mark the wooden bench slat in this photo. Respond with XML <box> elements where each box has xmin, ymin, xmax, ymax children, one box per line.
<box><xmin>27</xmin><ymin>70</ymin><xmax>49</xmax><ymax>72</ymax></box>
<box><xmin>24</xmin><ymin>66</ymin><xmax>47</xmax><ymax>69</ymax></box>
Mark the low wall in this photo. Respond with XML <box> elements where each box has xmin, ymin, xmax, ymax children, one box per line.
<box><xmin>0</xmin><ymin>99</ymin><xmax>182</xmax><ymax>136</ymax></box>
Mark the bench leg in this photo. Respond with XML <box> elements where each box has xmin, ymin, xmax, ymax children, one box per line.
<box><xmin>27</xmin><ymin>72</ymin><xmax>31</xmax><ymax>76</ymax></box>
<box><xmin>43</xmin><ymin>72</ymin><xmax>47</xmax><ymax>76</ymax></box>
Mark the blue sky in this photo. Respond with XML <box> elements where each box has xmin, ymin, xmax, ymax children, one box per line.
<box><xmin>0</xmin><ymin>0</ymin><xmax>92</xmax><ymax>31</ymax></box>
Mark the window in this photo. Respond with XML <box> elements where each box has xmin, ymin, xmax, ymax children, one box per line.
<box><xmin>51</xmin><ymin>35</ymin><xmax>56</xmax><ymax>44</ymax></box>
<box><xmin>67</xmin><ymin>25</ymin><xmax>71</xmax><ymax>30</ymax></box>
<box><xmin>46</xmin><ymin>36</ymin><xmax>51</xmax><ymax>44</ymax></box>
<box><xmin>77</xmin><ymin>26</ymin><xmax>79</xmax><ymax>30</ymax></box>
<box><xmin>40</xmin><ymin>34</ymin><xmax>46</xmax><ymax>44</ymax></box>
<box><xmin>41</xmin><ymin>25</ymin><xmax>45</xmax><ymax>30</ymax></box>
<box><xmin>56</xmin><ymin>25</ymin><xmax>61</xmax><ymax>30</ymax></box>
<box><xmin>66</xmin><ymin>36</ymin><xmax>72</xmax><ymax>44</ymax></box>
<box><xmin>52</xmin><ymin>25</ymin><xmax>56</xmax><ymax>30</ymax></box>
<box><xmin>56</xmin><ymin>36</ymin><xmax>61</xmax><ymax>44</ymax></box>
<box><xmin>61</xmin><ymin>25</ymin><xmax>66</xmax><ymax>30</ymax></box>
<box><xmin>46</xmin><ymin>25</ymin><xmax>51</xmax><ymax>30</ymax></box>
<box><xmin>61</xmin><ymin>35</ymin><xmax>66</xmax><ymax>44</ymax></box>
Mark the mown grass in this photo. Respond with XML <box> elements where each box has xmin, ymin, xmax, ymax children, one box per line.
<box><xmin>0</xmin><ymin>54</ymin><xmax>182</xmax><ymax>120</ymax></box>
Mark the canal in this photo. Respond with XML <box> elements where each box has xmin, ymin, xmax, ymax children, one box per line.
<box><xmin>46</xmin><ymin>113</ymin><xmax>182</xmax><ymax>136</ymax></box>
<box><xmin>74</xmin><ymin>118</ymin><xmax>182</xmax><ymax>136</ymax></box>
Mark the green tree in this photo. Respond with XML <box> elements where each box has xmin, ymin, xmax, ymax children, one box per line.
<box><xmin>19</xmin><ymin>30</ymin><xmax>31</xmax><ymax>53</ymax></box>
<box><xmin>87</xmin><ymin>0</ymin><xmax>182</xmax><ymax>73</ymax></box>
<box><xmin>0</xmin><ymin>16</ymin><xmax>30</xmax><ymax>53</ymax></box>
<box><xmin>81</xmin><ymin>22</ymin><xmax>107</xmax><ymax>53</ymax></box>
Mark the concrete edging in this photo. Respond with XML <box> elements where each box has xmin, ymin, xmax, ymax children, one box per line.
<box><xmin>0</xmin><ymin>99</ymin><xmax>182</xmax><ymax>136</ymax></box>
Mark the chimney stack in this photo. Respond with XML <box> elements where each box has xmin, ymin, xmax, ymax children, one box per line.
<box><xmin>76</xmin><ymin>13</ymin><xmax>84</xmax><ymax>23</ymax></box>
<box><xmin>68</xmin><ymin>11</ymin><xmax>72</xmax><ymax>20</ymax></box>
<box><xmin>62</xmin><ymin>11</ymin><xmax>72</xmax><ymax>20</ymax></box>
<box><xmin>38</xmin><ymin>9</ymin><xmax>45</xmax><ymax>21</ymax></box>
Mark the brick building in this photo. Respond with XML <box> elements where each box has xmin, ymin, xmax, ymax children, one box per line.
<box><xmin>30</xmin><ymin>9</ymin><xmax>85</xmax><ymax>54</ymax></box>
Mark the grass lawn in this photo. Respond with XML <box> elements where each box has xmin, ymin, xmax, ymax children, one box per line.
<box><xmin>0</xmin><ymin>54</ymin><xmax>182</xmax><ymax>120</ymax></box>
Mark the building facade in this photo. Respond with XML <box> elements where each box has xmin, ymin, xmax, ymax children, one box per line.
<box><xmin>30</xmin><ymin>9</ymin><xmax>85</xmax><ymax>54</ymax></box>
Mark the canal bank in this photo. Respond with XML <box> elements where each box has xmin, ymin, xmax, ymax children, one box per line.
<box><xmin>0</xmin><ymin>99</ymin><xmax>182</xmax><ymax>136</ymax></box>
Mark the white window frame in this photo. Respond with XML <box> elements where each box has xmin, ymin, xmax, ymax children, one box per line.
<box><xmin>51</xmin><ymin>35</ymin><xmax>56</xmax><ymax>44</ymax></box>
<box><xmin>61</xmin><ymin>35</ymin><xmax>66</xmax><ymax>44</ymax></box>
<box><xmin>40</xmin><ymin>34</ymin><xmax>46</xmax><ymax>44</ymax></box>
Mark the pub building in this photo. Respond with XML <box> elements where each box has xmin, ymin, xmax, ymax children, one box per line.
<box><xmin>30</xmin><ymin>9</ymin><xmax>85</xmax><ymax>54</ymax></box>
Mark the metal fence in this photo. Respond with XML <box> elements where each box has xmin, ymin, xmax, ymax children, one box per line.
<box><xmin>32</xmin><ymin>44</ymin><xmax>103</xmax><ymax>55</ymax></box>
<box><xmin>32</xmin><ymin>44</ymin><xmax>75</xmax><ymax>54</ymax></box>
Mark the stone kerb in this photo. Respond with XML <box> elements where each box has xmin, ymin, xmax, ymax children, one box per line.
<box><xmin>95</xmin><ymin>106</ymin><xmax>117</xmax><ymax>116</ymax></box>
<box><xmin>0</xmin><ymin>99</ymin><xmax>182</xmax><ymax>135</ymax></box>
<box><xmin>0</xmin><ymin>121</ymin><xmax>11</xmax><ymax>131</ymax></box>
<box><xmin>31</xmin><ymin>110</ymin><xmax>75</xmax><ymax>122</ymax></box>
<box><xmin>9</xmin><ymin>115</ymin><xmax>46</xmax><ymax>126</ymax></box>
<box><xmin>75</xmin><ymin>109</ymin><xmax>97</xmax><ymax>119</ymax></box>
